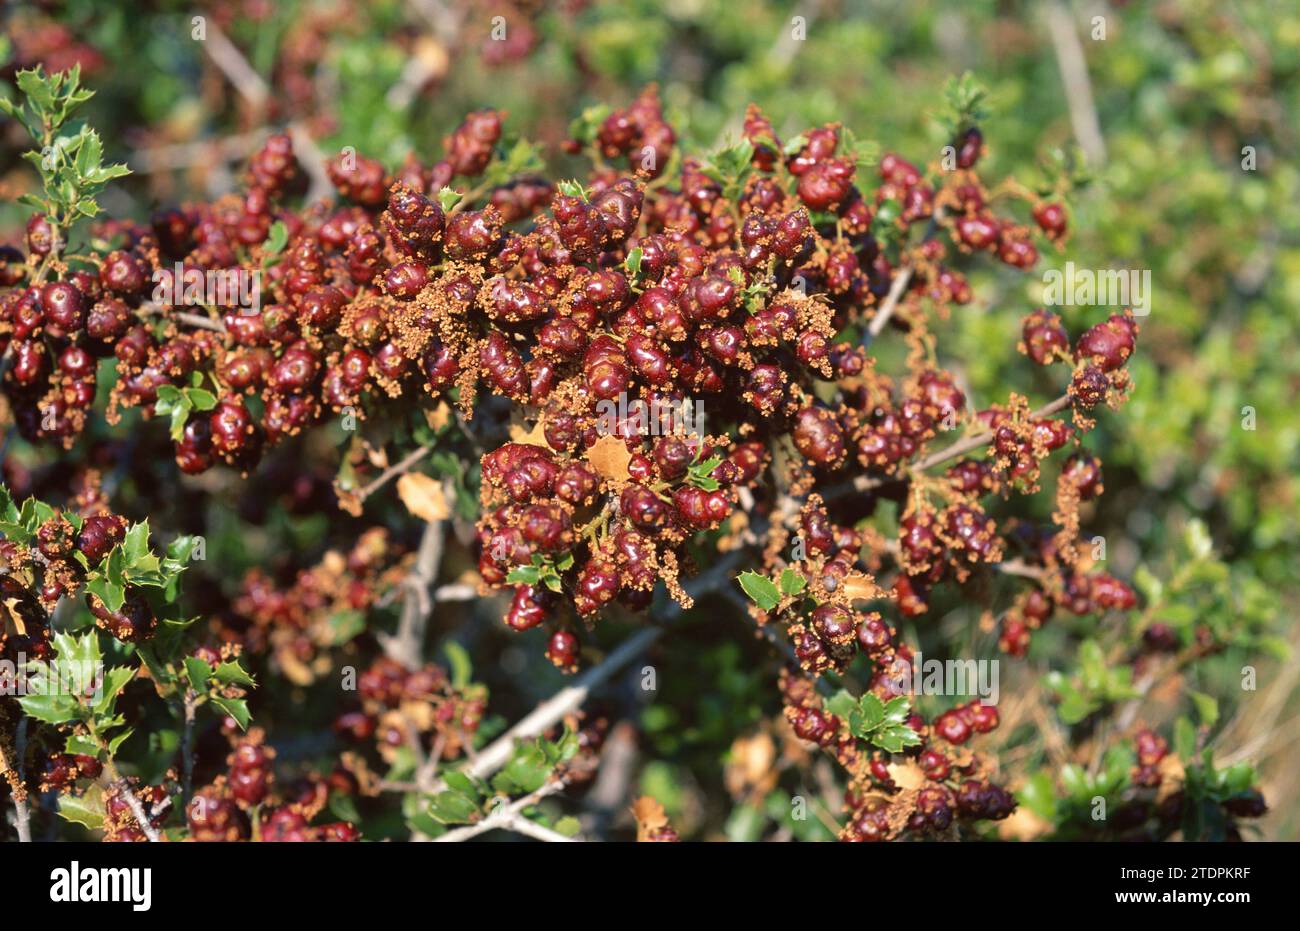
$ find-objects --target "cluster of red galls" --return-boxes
[185,729,360,842]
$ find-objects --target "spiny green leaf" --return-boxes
[737,571,780,611]
[779,568,807,596]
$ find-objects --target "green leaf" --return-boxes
[737,571,780,611]
[881,695,911,727]
[65,734,100,757]
[58,786,105,830]
[211,696,252,730]
[94,666,135,716]
[427,790,480,825]
[325,609,366,645]
[84,574,125,615]
[442,771,482,799]
[1018,770,1059,821]
[871,724,923,753]
[553,815,582,837]
[107,727,134,757]
[18,690,81,725]
[686,454,723,491]
[556,179,590,201]
[213,660,256,688]
[857,693,886,731]
[506,565,541,586]
[825,690,858,721]
[444,641,472,689]
[0,485,19,523]
[187,388,218,411]
[262,220,289,258]
[53,629,101,671]
[74,129,102,178]
[16,69,56,114]
[779,568,807,597]
[184,656,213,695]
[436,187,463,212]
[623,246,644,278]
[1174,716,1198,761]
[122,520,153,567]
[1060,763,1089,799]
[496,742,551,795]
[567,104,611,145]
[1189,690,1219,728]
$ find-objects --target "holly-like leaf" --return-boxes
[686,454,723,492]
[94,666,135,716]
[779,568,807,596]
[871,723,924,753]
[881,695,911,727]
[184,656,213,693]
[825,690,857,720]
[211,696,251,730]
[84,574,125,614]
[18,690,81,725]
[556,179,590,201]
[506,564,541,586]
[1189,690,1219,728]
[58,785,105,830]
[737,571,780,611]
[857,693,886,732]
[213,660,255,687]
[436,187,464,213]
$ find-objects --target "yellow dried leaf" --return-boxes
[396,473,450,521]
[425,401,453,432]
[508,417,550,448]
[842,571,884,602]
[631,795,669,842]
[886,760,927,790]
[362,440,389,470]
[725,731,777,796]
[998,806,1053,841]
[586,434,632,482]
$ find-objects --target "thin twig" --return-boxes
[175,311,228,332]
[432,551,746,792]
[201,22,330,201]
[507,814,578,843]
[433,779,572,842]
[110,778,162,843]
[11,719,32,842]
[459,627,663,784]
[181,691,197,807]
[200,22,269,111]
[356,444,433,503]
[383,516,446,668]
[1045,0,1108,165]
[852,393,1072,492]
[866,264,915,340]
[864,210,942,344]
[134,133,264,174]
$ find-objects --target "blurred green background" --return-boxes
[3,0,1296,839]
